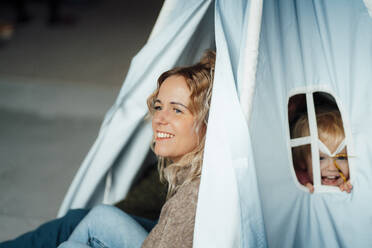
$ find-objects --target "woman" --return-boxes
[58,50,216,248]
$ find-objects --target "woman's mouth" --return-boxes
[156,131,175,140]
[321,175,341,186]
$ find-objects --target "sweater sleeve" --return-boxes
[142,179,200,248]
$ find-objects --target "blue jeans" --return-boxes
[58,205,149,248]
[0,209,89,248]
[0,208,156,248]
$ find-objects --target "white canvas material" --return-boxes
[290,136,311,147]
[318,139,346,157]
[194,1,266,246]
[250,0,372,247]
[59,0,372,247]
[364,0,372,17]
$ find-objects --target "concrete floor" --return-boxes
[0,0,163,241]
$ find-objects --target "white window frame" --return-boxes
[287,86,352,194]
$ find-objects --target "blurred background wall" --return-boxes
[0,0,163,240]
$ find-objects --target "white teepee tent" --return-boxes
[59,0,372,247]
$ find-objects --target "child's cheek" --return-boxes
[343,162,350,179]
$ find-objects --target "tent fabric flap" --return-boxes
[194,0,267,247]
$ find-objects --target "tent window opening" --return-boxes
[288,91,350,193]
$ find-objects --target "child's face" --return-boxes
[305,146,350,187]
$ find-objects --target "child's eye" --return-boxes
[319,156,325,161]
[173,108,183,114]
[336,155,348,161]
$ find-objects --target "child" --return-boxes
[292,110,353,193]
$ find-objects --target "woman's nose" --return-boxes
[153,110,168,125]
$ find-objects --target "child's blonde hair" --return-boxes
[292,110,345,167]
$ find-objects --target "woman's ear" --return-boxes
[194,123,206,145]
[199,123,207,137]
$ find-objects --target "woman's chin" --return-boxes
[154,147,173,159]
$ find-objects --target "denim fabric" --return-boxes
[0,208,157,248]
[130,215,157,233]
[0,209,89,248]
[58,205,148,248]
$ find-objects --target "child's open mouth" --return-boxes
[321,175,341,186]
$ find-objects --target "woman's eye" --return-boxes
[319,156,325,161]
[153,105,162,111]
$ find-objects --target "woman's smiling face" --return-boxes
[152,75,201,162]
